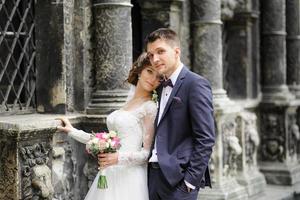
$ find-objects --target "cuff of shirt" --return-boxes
[184,180,195,190]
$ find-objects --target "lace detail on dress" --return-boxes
[67,101,157,167]
[118,101,157,166]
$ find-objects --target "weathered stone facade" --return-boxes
[1,0,300,199]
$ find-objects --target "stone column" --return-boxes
[259,0,300,186]
[86,0,133,114]
[286,0,300,163]
[287,0,300,98]
[221,0,266,197]
[190,0,232,108]
[261,0,293,102]
[139,0,183,43]
[191,1,247,200]
[221,1,260,99]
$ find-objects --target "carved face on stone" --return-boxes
[266,140,279,155]
[32,165,53,199]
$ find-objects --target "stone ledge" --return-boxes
[0,114,106,133]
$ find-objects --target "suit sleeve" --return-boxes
[184,78,215,187]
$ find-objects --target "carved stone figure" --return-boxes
[245,114,260,166]
[288,115,300,159]
[261,114,285,162]
[222,120,242,177]
[83,159,98,188]
[19,142,53,200]
[221,0,246,20]
[32,165,54,199]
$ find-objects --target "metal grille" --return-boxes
[0,0,36,113]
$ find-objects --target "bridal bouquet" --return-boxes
[86,130,121,189]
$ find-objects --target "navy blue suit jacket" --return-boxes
[150,66,215,188]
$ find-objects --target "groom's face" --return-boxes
[146,39,180,78]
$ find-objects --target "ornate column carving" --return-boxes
[259,105,300,185]
[259,0,300,186]
[87,0,133,114]
[287,0,300,98]
[0,140,18,199]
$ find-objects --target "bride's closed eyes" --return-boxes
[145,67,162,81]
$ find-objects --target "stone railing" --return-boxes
[0,114,106,200]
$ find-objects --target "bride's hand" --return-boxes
[56,117,74,133]
[98,152,119,169]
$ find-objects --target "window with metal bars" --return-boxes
[0,0,36,113]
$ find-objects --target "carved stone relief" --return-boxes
[244,113,260,167]
[221,0,238,20]
[0,141,17,200]
[261,113,285,162]
[288,113,300,161]
[62,141,76,200]
[208,154,216,183]
[221,0,246,21]
[222,120,242,177]
[93,6,131,90]
[19,142,53,200]
[83,158,98,188]
[64,0,75,112]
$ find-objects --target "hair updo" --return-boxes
[126,52,151,86]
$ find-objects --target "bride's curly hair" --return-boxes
[126,52,151,86]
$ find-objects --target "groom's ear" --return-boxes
[174,47,181,59]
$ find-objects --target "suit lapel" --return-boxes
[154,85,163,128]
[158,67,188,126]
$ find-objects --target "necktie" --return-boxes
[162,79,173,88]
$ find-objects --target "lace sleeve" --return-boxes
[118,102,157,166]
[68,128,92,144]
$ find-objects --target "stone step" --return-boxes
[249,184,300,200]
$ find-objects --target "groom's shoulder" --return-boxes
[184,67,211,86]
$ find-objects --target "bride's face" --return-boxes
[138,66,161,92]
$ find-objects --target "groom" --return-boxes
[145,28,215,200]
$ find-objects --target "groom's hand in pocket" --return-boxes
[98,152,119,169]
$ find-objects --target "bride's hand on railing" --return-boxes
[56,117,74,133]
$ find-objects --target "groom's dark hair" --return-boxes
[144,28,180,50]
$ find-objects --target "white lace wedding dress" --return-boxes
[68,100,157,200]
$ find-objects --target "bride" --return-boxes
[57,52,161,200]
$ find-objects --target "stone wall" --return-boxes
[2,0,300,200]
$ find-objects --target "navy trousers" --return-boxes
[148,166,199,200]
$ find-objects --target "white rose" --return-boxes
[109,131,117,137]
